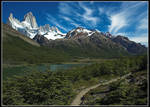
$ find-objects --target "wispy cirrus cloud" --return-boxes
[108,1,148,34]
[58,3,73,15]
[129,36,148,43]
[45,1,148,46]
[106,1,148,46]
[129,33,148,46]
[46,13,68,32]
[61,15,80,27]
[109,13,127,34]
[78,2,99,27]
[57,2,82,28]
[137,17,148,30]
[98,8,104,14]
[70,22,80,27]
[57,2,99,28]
[61,16,73,22]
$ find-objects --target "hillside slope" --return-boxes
[111,36,147,55]
[2,23,40,47]
[2,23,147,64]
[39,31,130,58]
[2,23,71,64]
[34,27,147,58]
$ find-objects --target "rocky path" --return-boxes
[71,73,131,105]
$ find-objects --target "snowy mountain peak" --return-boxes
[51,26,58,32]
[105,32,112,38]
[66,27,98,38]
[26,11,33,16]
[7,13,23,30]
[50,26,64,35]
[7,12,65,40]
[41,25,66,40]
[38,24,51,35]
[44,24,51,31]
[23,12,38,29]
[7,13,13,23]
[9,13,13,19]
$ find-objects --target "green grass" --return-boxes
[2,23,132,65]
[3,32,72,64]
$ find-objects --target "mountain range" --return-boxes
[3,12,147,64]
[7,12,65,39]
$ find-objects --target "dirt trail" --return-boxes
[71,73,131,105]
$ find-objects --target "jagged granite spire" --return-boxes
[7,12,65,39]
[7,13,13,25]
[7,13,22,30]
[24,12,38,28]
[38,24,51,35]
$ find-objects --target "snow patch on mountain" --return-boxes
[7,12,65,40]
[44,32,64,40]
[38,25,66,40]
[23,12,38,29]
[66,27,102,38]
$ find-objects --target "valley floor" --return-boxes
[2,55,147,105]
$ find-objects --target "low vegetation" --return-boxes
[3,55,147,105]
[81,55,147,105]
[3,33,72,64]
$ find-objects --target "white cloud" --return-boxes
[61,16,73,22]
[83,15,98,26]
[82,5,92,16]
[71,23,80,27]
[129,36,148,43]
[110,2,148,47]
[58,2,99,28]
[98,8,104,14]
[47,2,148,36]
[60,16,80,27]
[58,3,72,15]
[78,2,99,26]
[46,13,68,32]
[57,3,84,28]
[137,17,148,30]
[109,13,127,34]
[55,23,68,32]
[108,2,148,34]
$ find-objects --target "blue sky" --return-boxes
[2,1,148,46]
